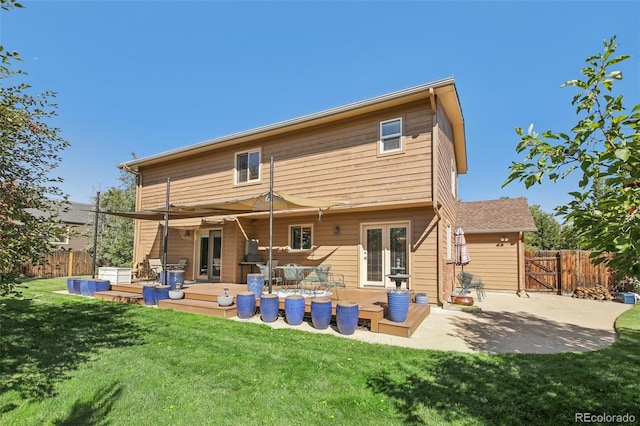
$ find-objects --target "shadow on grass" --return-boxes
[368,345,640,424]
[445,310,620,353]
[54,382,123,426]
[0,297,146,401]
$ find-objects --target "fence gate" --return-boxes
[525,254,560,293]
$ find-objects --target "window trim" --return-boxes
[379,118,403,154]
[234,148,262,185]
[288,224,313,252]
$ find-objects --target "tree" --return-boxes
[525,205,562,250]
[1,0,70,295]
[504,36,640,279]
[89,156,136,268]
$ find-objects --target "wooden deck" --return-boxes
[95,281,430,338]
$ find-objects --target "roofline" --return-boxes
[120,77,466,171]
[464,228,538,234]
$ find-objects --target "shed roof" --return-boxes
[457,198,537,233]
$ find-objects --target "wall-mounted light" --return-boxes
[500,236,509,243]
[334,226,340,235]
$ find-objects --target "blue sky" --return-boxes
[2,0,639,213]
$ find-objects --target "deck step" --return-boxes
[94,290,144,305]
[377,304,431,338]
[158,298,237,318]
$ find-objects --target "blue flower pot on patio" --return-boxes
[67,278,78,294]
[247,273,265,299]
[80,279,93,296]
[155,285,171,303]
[387,290,410,322]
[72,279,82,295]
[142,284,157,305]
[236,291,256,319]
[285,295,305,325]
[336,301,359,335]
[260,293,279,323]
[311,297,332,330]
[94,279,111,293]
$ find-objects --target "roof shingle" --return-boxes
[457,197,537,233]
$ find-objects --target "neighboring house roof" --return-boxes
[120,77,468,174]
[61,202,93,224]
[457,198,538,233]
[27,201,93,225]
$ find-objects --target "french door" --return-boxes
[198,230,222,282]
[360,223,408,288]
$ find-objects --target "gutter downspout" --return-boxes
[430,88,445,306]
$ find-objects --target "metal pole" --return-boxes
[91,191,100,279]
[163,178,170,286]
[268,156,274,294]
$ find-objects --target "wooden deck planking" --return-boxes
[101,281,429,337]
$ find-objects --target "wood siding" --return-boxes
[459,232,522,292]
[434,97,459,303]
[136,101,433,210]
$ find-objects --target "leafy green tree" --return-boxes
[505,36,640,279]
[1,0,70,295]
[89,156,136,267]
[526,205,562,250]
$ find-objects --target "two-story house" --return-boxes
[119,78,466,305]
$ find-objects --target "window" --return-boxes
[236,149,261,184]
[380,118,402,153]
[52,226,70,245]
[290,225,312,251]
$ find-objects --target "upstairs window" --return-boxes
[236,149,261,184]
[380,118,402,153]
[290,225,313,251]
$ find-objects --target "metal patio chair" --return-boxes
[456,271,486,301]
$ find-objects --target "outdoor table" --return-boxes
[275,265,316,289]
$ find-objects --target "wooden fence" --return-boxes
[22,250,94,278]
[525,250,615,295]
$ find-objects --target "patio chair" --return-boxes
[282,263,304,290]
[257,263,282,289]
[456,271,486,301]
[148,258,163,281]
[300,265,331,296]
[323,272,346,300]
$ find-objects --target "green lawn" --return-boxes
[1,278,638,425]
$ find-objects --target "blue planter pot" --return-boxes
[142,284,157,305]
[236,291,256,319]
[260,293,279,323]
[336,301,359,335]
[67,278,78,294]
[161,270,185,290]
[415,293,428,305]
[80,279,93,297]
[72,279,82,295]
[311,297,332,330]
[247,274,265,299]
[94,279,111,293]
[285,295,305,325]
[155,285,170,303]
[387,291,410,322]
